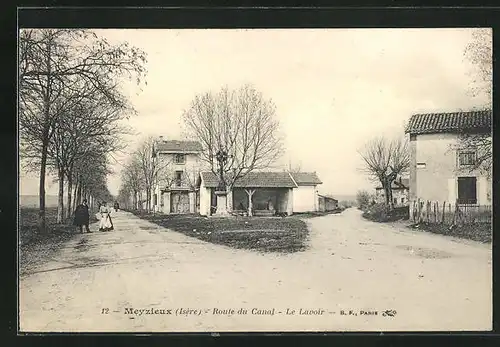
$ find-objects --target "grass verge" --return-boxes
[407,222,491,244]
[362,203,409,222]
[129,210,310,254]
[293,208,345,219]
[19,207,98,275]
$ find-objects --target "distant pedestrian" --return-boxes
[114,201,120,212]
[98,201,114,232]
[73,199,91,233]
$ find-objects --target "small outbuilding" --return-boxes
[197,171,323,216]
[318,194,339,212]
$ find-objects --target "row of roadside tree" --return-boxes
[19,29,148,233]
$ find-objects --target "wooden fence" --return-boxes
[410,200,492,225]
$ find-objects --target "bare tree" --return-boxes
[19,28,147,233]
[465,28,492,103]
[460,29,493,176]
[454,130,492,179]
[134,136,177,213]
[358,136,410,210]
[285,158,302,173]
[121,156,145,210]
[182,84,285,210]
[117,186,132,210]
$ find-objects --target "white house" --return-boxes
[405,110,492,208]
[197,171,323,216]
[151,137,204,214]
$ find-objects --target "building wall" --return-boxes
[199,185,211,216]
[157,152,202,189]
[293,185,318,212]
[410,133,491,206]
[278,189,292,213]
[375,188,409,206]
[153,151,203,213]
[318,196,338,212]
[409,134,417,201]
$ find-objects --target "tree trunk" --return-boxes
[56,169,65,223]
[146,188,151,212]
[38,36,53,234]
[133,190,138,210]
[82,186,86,205]
[76,179,82,206]
[382,177,393,210]
[387,178,395,210]
[38,139,49,233]
[72,176,79,207]
[67,173,73,222]
[380,177,390,206]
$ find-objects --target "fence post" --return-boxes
[415,199,418,223]
[420,200,424,223]
[448,203,451,225]
[426,201,430,223]
[441,201,446,224]
[410,201,415,222]
[453,199,461,226]
[412,200,416,222]
[417,199,421,223]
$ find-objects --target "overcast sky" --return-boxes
[20,28,490,197]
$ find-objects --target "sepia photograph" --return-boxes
[18,27,492,332]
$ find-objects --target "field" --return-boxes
[20,195,59,208]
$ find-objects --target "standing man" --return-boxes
[73,199,91,233]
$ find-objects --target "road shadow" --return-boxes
[395,245,455,259]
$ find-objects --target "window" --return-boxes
[416,162,426,169]
[393,198,397,205]
[174,154,186,164]
[457,177,477,204]
[401,197,405,204]
[175,171,183,186]
[458,151,476,166]
[154,194,158,206]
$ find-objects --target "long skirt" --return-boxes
[99,213,114,231]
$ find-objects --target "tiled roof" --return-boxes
[290,172,323,185]
[199,172,221,187]
[155,140,202,153]
[200,171,299,188]
[405,110,492,135]
[318,194,338,201]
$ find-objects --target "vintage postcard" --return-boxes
[18,26,492,332]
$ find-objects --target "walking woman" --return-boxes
[73,199,91,233]
[98,201,114,232]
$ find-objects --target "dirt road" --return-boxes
[19,208,492,332]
